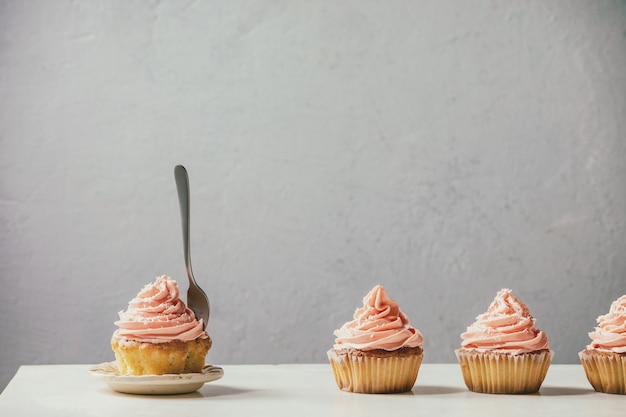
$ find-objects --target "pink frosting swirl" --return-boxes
[588,295,626,353]
[461,289,550,355]
[333,285,423,351]
[112,275,208,343]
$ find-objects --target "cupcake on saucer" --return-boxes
[579,294,626,394]
[111,275,212,375]
[455,288,553,394]
[327,285,424,394]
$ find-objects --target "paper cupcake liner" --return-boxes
[579,350,626,395]
[455,349,553,394]
[327,349,423,394]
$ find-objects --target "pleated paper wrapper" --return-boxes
[579,349,626,395]
[327,349,423,394]
[455,349,553,394]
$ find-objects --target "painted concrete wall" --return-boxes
[1,0,625,391]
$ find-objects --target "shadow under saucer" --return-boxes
[198,385,259,398]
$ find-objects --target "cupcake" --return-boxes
[111,275,212,375]
[327,285,424,394]
[455,288,553,394]
[579,295,626,394]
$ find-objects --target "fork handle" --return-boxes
[174,165,197,285]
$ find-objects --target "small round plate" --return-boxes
[88,362,224,395]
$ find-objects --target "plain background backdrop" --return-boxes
[1,0,625,392]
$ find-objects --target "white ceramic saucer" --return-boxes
[88,362,224,395]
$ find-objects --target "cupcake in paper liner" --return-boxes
[327,285,424,394]
[579,295,626,394]
[455,289,553,394]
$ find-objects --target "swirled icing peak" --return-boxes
[461,289,549,355]
[588,295,626,353]
[113,275,208,343]
[333,285,423,351]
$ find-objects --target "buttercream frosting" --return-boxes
[333,285,423,351]
[460,288,550,355]
[587,295,626,354]
[112,275,208,343]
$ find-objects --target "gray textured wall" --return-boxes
[1,0,625,392]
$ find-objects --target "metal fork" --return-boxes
[174,165,210,330]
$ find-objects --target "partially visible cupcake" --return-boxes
[327,285,424,394]
[111,275,212,375]
[579,295,626,394]
[455,289,553,394]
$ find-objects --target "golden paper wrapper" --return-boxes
[579,349,626,395]
[455,349,553,394]
[327,349,423,394]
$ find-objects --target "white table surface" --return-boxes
[0,363,623,416]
